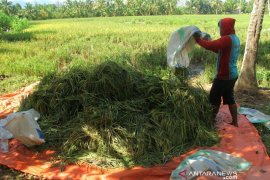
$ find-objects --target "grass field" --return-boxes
[0,15,270,94]
[1,15,270,169]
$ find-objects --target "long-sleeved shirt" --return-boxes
[196,18,240,80]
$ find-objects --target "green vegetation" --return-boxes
[1,15,270,94]
[255,123,270,155]
[20,61,218,167]
[0,0,256,20]
[0,12,28,33]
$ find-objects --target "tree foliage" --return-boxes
[0,11,28,33]
[0,0,256,20]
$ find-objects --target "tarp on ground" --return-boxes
[0,82,39,119]
[239,107,270,130]
[1,84,270,179]
[170,149,251,180]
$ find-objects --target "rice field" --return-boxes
[0,15,270,94]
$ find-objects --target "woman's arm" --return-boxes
[195,36,231,53]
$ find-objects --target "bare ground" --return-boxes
[235,88,270,111]
[0,165,39,180]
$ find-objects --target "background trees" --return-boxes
[0,0,256,20]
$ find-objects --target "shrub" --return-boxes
[11,16,29,32]
[0,12,12,32]
[0,12,29,33]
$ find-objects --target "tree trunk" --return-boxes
[239,0,241,14]
[268,0,270,15]
[236,0,267,90]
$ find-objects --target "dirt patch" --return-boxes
[0,75,10,81]
[0,165,39,180]
[235,88,270,111]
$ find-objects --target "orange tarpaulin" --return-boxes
[0,82,39,119]
[0,84,270,179]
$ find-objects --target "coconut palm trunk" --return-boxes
[268,0,270,15]
[236,0,267,90]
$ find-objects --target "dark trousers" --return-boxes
[209,78,237,106]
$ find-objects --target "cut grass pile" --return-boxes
[21,61,218,168]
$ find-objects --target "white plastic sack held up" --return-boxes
[167,26,211,68]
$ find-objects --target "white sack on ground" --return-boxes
[238,107,270,123]
[1,109,45,147]
[238,107,270,131]
[170,149,251,180]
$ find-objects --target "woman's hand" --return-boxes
[193,32,201,40]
